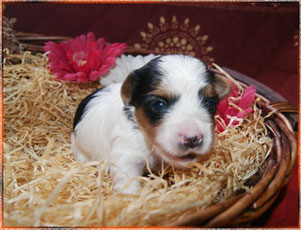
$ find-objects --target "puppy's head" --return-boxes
[121,55,231,167]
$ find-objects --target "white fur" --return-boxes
[71,84,157,193]
[72,55,223,194]
[100,54,158,86]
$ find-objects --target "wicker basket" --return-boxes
[167,70,298,227]
[12,33,298,227]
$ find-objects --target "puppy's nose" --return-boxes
[183,135,203,148]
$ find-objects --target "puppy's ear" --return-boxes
[214,74,232,99]
[121,72,137,105]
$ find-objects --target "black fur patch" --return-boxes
[142,94,180,124]
[201,95,219,117]
[204,69,216,85]
[200,69,220,117]
[123,105,139,129]
[73,87,109,130]
[127,56,182,124]
[129,57,163,106]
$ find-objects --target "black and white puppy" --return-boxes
[71,55,231,193]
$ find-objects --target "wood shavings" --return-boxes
[3,52,272,227]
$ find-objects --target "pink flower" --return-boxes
[216,82,256,133]
[44,32,126,83]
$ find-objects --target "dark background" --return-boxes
[4,2,299,227]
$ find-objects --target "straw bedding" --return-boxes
[3,51,272,227]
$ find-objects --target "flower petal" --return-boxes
[215,80,256,133]
[89,71,100,81]
[44,33,126,83]
[63,73,77,81]
[75,72,89,83]
[238,86,256,109]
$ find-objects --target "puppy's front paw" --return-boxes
[114,180,141,195]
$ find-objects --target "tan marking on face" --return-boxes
[149,87,173,101]
[135,106,161,149]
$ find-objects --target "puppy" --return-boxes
[71,55,231,194]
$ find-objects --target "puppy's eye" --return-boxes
[150,99,167,113]
[143,95,178,124]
